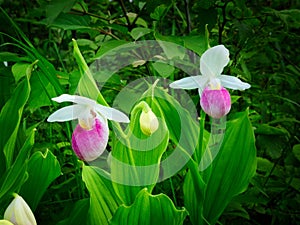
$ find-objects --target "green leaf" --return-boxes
[0,129,35,202]
[152,61,175,78]
[72,39,108,106]
[111,99,169,205]
[292,144,300,162]
[0,60,36,168]
[45,0,77,24]
[20,149,61,211]
[82,165,121,225]
[94,40,128,59]
[28,70,57,110]
[150,4,168,20]
[110,188,187,225]
[130,27,152,41]
[50,13,91,30]
[184,110,257,225]
[11,62,30,82]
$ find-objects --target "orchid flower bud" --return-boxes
[4,194,37,225]
[200,86,231,119]
[139,107,159,136]
[72,117,109,162]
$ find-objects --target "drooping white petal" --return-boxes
[169,76,208,90]
[200,45,230,78]
[52,94,96,106]
[219,75,251,90]
[47,105,87,122]
[95,104,130,123]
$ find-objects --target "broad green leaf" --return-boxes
[0,60,36,168]
[57,199,89,225]
[82,165,121,225]
[184,110,257,225]
[20,149,61,211]
[0,129,35,202]
[110,188,187,225]
[28,70,57,110]
[182,35,206,55]
[111,100,169,205]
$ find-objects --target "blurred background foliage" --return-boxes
[0,0,300,224]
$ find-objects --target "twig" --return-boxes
[118,0,131,28]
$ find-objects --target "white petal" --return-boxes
[219,75,251,90]
[47,105,87,122]
[95,104,130,123]
[200,45,230,78]
[52,94,96,106]
[169,76,208,90]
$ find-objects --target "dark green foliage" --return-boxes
[0,0,299,224]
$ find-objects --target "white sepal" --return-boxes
[219,75,251,90]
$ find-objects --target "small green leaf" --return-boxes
[110,188,187,225]
[11,62,30,82]
[150,5,168,20]
[152,61,175,78]
[130,27,152,41]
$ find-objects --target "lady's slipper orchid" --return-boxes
[4,194,37,225]
[47,94,129,161]
[170,45,250,118]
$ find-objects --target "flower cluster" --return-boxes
[170,45,250,118]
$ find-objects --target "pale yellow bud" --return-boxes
[4,194,37,225]
[139,109,159,136]
[0,220,14,225]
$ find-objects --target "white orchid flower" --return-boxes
[47,94,129,161]
[169,45,250,95]
[170,45,250,118]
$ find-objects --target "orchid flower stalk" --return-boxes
[170,45,250,118]
[47,94,129,161]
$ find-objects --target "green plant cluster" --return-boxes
[0,0,299,224]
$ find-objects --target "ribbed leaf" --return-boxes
[20,149,61,211]
[110,188,187,225]
[82,165,121,225]
[184,110,257,225]
[111,99,169,205]
[0,129,35,202]
[0,60,36,168]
